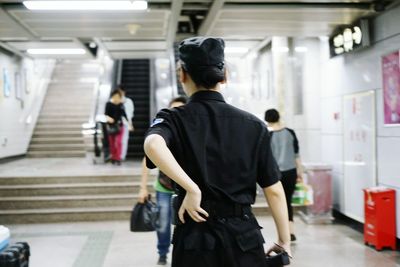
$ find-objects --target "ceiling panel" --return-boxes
[212,7,371,39]
[7,41,80,50]
[0,0,380,59]
[111,50,168,59]
[104,41,167,51]
[226,0,373,2]
[6,9,170,39]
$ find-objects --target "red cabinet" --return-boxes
[363,188,396,251]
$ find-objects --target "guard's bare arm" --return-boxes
[263,182,292,256]
[138,157,149,203]
[144,134,209,223]
[295,157,303,182]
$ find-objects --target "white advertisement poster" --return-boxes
[343,91,376,222]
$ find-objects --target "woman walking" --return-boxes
[265,108,303,241]
[105,89,132,165]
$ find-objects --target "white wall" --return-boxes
[224,4,400,237]
[0,53,55,159]
[321,5,400,236]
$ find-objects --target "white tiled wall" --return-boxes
[319,5,400,236]
[0,54,54,159]
[218,5,400,236]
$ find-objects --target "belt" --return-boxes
[201,200,252,218]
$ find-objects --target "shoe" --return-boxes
[157,255,167,265]
[291,234,297,242]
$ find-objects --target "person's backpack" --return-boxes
[130,197,160,232]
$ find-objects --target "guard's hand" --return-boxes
[178,187,209,223]
[266,242,292,259]
[138,188,148,204]
[296,175,303,183]
[129,124,135,132]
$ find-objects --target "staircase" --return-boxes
[0,171,299,223]
[0,173,155,223]
[28,60,99,158]
[120,59,151,159]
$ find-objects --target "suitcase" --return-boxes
[0,226,10,252]
[0,242,30,267]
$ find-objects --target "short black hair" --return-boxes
[110,89,121,97]
[181,63,225,90]
[169,96,187,106]
[118,84,125,92]
[265,109,280,123]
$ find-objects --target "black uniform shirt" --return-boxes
[145,91,281,205]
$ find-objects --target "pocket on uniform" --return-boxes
[236,228,265,252]
[184,232,216,251]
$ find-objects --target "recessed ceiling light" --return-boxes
[27,48,86,55]
[23,1,148,11]
[126,24,141,35]
[89,42,97,49]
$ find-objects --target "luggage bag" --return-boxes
[0,242,30,267]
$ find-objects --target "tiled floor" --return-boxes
[1,158,399,266]
[7,217,400,267]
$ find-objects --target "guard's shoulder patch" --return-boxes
[151,118,164,127]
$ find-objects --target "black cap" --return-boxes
[178,37,225,69]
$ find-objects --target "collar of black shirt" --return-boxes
[189,90,226,103]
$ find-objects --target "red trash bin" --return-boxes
[363,187,396,251]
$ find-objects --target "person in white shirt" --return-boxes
[118,86,135,160]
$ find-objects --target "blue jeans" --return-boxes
[156,191,172,257]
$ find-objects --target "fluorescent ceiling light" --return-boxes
[272,47,289,53]
[294,46,308,53]
[225,47,249,54]
[23,1,148,11]
[27,48,86,55]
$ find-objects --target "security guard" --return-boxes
[144,37,291,267]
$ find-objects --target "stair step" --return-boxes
[43,98,94,104]
[33,131,83,137]
[41,107,91,112]
[34,127,83,133]
[30,137,84,145]
[39,115,88,120]
[33,130,82,136]
[0,182,139,196]
[0,192,155,209]
[0,203,294,223]
[29,144,85,152]
[36,121,85,126]
[32,131,83,138]
[0,206,133,223]
[0,174,151,185]
[27,151,85,158]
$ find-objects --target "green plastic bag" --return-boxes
[292,183,314,206]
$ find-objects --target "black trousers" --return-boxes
[280,168,297,221]
[171,214,267,267]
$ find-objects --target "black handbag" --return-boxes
[265,252,290,267]
[107,123,121,135]
[130,197,160,232]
